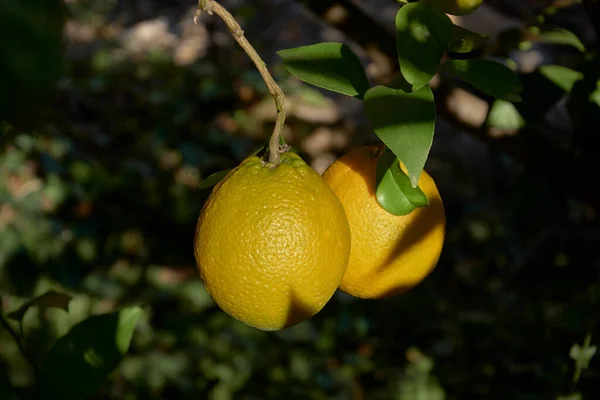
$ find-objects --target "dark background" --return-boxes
[1,0,599,399]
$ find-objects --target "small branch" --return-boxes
[0,314,31,366]
[571,333,594,390]
[195,0,286,165]
[0,313,41,397]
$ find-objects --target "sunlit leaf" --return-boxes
[39,306,143,400]
[199,169,232,190]
[449,24,489,53]
[569,343,597,370]
[8,290,72,324]
[277,42,370,99]
[539,65,583,92]
[395,2,453,91]
[376,148,429,216]
[364,84,435,187]
[589,80,600,108]
[439,59,523,102]
[537,28,585,52]
[398,348,445,400]
[487,99,525,130]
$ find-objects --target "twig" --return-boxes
[571,333,594,390]
[195,0,286,165]
[0,313,41,397]
[0,314,31,366]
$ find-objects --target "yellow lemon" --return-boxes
[322,146,445,299]
[194,152,351,330]
[426,0,483,16]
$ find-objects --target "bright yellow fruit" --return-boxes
[194,152,351,331]
[322,146,445,299]
[426,0,483,16]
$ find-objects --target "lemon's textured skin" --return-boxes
[194,152,351,331]
[322,146,445,299]
[426,0,483,16]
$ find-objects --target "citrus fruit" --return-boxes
[194,151,351,330]
[426,0,483,16]
[322,146,445,299]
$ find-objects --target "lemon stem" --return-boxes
[195,0,286,165]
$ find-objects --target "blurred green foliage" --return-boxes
[0,0,66,127]
[1,1,599,400]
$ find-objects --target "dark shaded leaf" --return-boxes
[277,42,370,99]
[39,306,143,400]
[395,2,453,91]
[376,148,429,216]
[253,134,289,158]
[514,68,569,123]
[8,290,72,324]
[199,169,232,190]
[449,24,489,53]
[439,59,523,102]
[556,394,582,400]
[363,84,435,187]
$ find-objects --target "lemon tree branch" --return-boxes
[195,0,286,165]
[0,313,38,380]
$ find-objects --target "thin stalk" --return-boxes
[195,0,286,164]
[0,314,29,363]
[0,313,38,387]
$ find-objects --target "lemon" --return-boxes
[322,146,445,299]
[426,0,483,16]
[194,152,351,330]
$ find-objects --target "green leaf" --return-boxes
[8,290,72,324]
[277,42,370,99]
[569,343,597,370]
[538,65,583,92]
[201,136,292,190]
[556,394,582,400]
[487,99,525,130]
[199,169,232,190]
[449,24,489,53]
[376,148,429,216]
[537,28,585,52]
[395,2,454,91]
[363,84,436,187]
[589,79,600,108]
[439,59,523,102]
[39,306,143,400]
